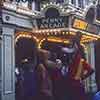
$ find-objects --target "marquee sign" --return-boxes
[36,16,69,29]
[72,18,100,34]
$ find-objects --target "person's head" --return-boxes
[37,48,50,63]
[73,31,82,45]
[50,52,57,62]
[21,58,34,71]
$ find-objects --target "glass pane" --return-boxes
[71,0,76,5]
[78,0,84,8]
[56,0,64,3]
[85,0,90,6]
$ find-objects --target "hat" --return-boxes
[61,47,75,53]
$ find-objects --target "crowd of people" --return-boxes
[15,31,96,100]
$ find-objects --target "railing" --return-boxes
[2,0,31,10]
[1,0,40,16]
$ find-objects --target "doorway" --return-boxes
[15,36,37,100]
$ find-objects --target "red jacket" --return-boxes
[68,52,93,80]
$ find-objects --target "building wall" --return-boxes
[0,7,34,100]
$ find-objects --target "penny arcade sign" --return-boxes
[35,7,69,29]
[36,16,69,29]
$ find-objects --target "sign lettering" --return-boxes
[36,16,68,29]
[73,19,88,30]
[73,18,100,34]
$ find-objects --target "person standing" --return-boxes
[19,58,38,100]
[37,49,54,100]
[63,31,94,100]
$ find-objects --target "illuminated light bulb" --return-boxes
[66,32,68,34]
[38,38,46,48]
[42,30,45,33]
[46,3,49,6]
[63,40,69,44]
[46,29,49,33]
[41,7,44,10]
[38,30,41,33]
[33,36,39,42]
[47,33,50,35]
[62,32,65,35]
[43,5,46,8]
[62,8,65,12]
[50,30,53,32]
[57,3,60,6]
[60,6,63,9]
[36,30,39,33]
[36,39,39,42]
[23,34,26,37]
[50,2,53,5]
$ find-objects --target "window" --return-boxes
[96,4,100,21]
[78,0,84,8]
[85,0,90,6]
[71,0,76,5]
[32,1,35,11]
[56,0,64,3]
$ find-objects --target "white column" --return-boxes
[68,0,72,4]
[1,27,15,100]
[32,1,35,11]
[89,43,97,93]
[84,43,97,93]
[76,0,79,7]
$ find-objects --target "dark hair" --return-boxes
[76,31,82,37]
[73,31,82,44]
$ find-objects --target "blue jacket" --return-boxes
[93,91,100,100]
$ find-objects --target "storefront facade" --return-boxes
[0,1,100,100]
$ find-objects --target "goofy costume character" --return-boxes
[62,40,94,100]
